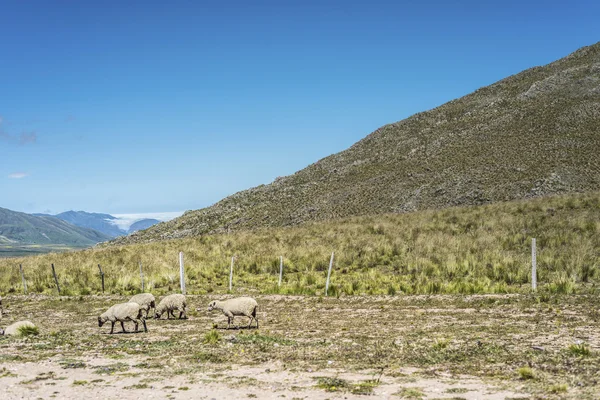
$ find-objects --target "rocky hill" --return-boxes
[114,42,600,245]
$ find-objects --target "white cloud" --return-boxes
[8,172,29,179]
[108,211,184,231]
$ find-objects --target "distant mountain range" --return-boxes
[0,208,164,257]
[114,41,600,245]
[34,211,162,237]
[0,207,112,247]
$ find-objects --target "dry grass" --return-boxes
[0,192,598,297]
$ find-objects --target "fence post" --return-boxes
[278,256,283,287]
[97,264,105,294]
[20,264,28,294]
[325,252,334,296]
[532,238,537,291]
[139,262,144,292]
[51,263,61,295]
[229,256,235,292]
[179,251,186,295]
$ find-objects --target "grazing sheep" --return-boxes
[98,302,147,334]
[206,297,258,329]
[129,293,156,318]
[155,294,187,320]
[1,320,36,336]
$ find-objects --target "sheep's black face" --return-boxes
[98,317,104,327]
[154,312,160,319]
[208,301,216,311]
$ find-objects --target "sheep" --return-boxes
[154,294,187,320]
[1,320,37,336]
[98,302,148,334]
[206,297,258,329]
[129,293,156,318]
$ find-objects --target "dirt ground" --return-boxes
[1,294,599,399]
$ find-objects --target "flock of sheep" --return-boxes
[0,294,259,336]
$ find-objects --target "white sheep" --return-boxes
[154,294,187,320]
[206,297,259,329]
[98,302,148,334]
[1,320,37,336]
[129,293,156,318]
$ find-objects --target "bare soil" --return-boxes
[1,294,599,399]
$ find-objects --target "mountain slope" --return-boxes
[0,207,111,246]
[115,42,600,245]
[35,211,126,238]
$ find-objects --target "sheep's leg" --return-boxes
[141,318,148,333]
[133,320,139,332]
[120,321,127,333]
[109,321,115,334]
[224,311,234,329]
[247,316,253,329]
[179,305,187,319]
[178,307,187,319]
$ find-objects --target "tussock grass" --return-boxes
[518,367,535,380]
[567,343,591,357]
[0,192,598,296]
[202,330,221,345]
[17,325,39,337]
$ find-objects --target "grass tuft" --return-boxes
[567,342,591,357]
[202,329,221,345]
[17,325,39,337]
[517,367,535,380]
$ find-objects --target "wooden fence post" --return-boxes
[139,262,144,292]
[97,264,105,294]
[51,263,61,295]
[532,238,537,291]
[278,256,283,287]
[179,251,186,295]
[20,264,27,294]
[325,252,334,296]
[229,256,235,292]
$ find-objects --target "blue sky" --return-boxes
[1,1,599,215]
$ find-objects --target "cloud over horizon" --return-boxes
[108,211,184,231]
[8,172,29,179]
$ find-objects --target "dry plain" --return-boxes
[0,294,599,399]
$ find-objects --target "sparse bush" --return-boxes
[517,367,535,380]
[567,342,590,356]
[17,325,39,337]
[549,384,568,393]
[203,330,221,345]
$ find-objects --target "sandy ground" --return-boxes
[1,357,524,399]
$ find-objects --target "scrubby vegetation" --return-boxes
[0,192,598,296]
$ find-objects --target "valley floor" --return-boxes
[0,294,599,399]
